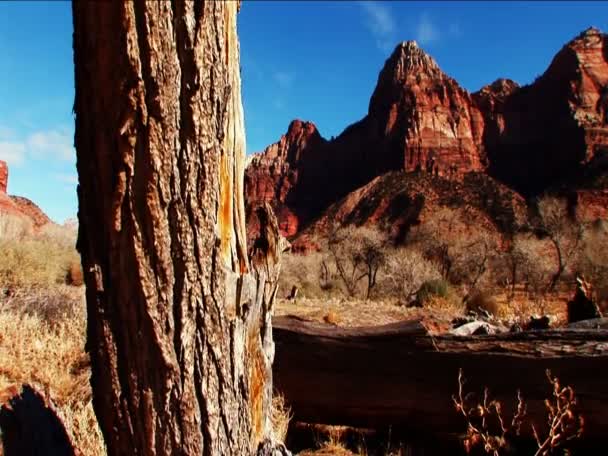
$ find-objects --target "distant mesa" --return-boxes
[245,27,608,240]
[0,159,52,230]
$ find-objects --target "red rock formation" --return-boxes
[0,161,52,229]
[245,119,325,237]
[478,27,608,194]
[0,160,7,194]
[368,41,485,177]
[245,28,608,238]
[246,41,485,236]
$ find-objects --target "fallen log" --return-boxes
[272,316,608,442]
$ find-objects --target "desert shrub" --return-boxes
[0,212,34,239]
[534,196,584,291]
[379,248,441,302]
[66,261,84,286]
[279,251,342,299]
[0,289,105,455]
[1,285,84,323]
[0,237,80,288]
[271,394,292,444]
[454,369,583,456]
[465,290,499,316]
[0,220,79,288]
[417,278,452,303]
[327,224,388,299]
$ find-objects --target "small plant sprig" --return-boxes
[532,370,584,455]
[453,368,583,456]
[453,368,526,455]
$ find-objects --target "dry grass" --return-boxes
[0,212,34,239]
[271,394,293,444]
[0,286,105,456]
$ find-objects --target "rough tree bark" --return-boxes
[73,2,287,455]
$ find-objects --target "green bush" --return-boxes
[416,278,452,304]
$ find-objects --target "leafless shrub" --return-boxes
[409,207,498,296]
[453,369,583,456]
[535,196,584,292]
[380,248,441,303]
[578,219,608,310]
[327,224,387,300]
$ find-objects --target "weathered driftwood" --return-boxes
[273,316,608,441]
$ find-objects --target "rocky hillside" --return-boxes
[245,27,608,239]
[0,159,51,229]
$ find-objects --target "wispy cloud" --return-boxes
[0,141,26,166]
[0,127,74,166]
[359,1,396,53]
[54,173,78,185]
[415,13,440,45]
[273,71,295,89]
[27,129,74,162]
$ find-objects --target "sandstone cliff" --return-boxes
[477,27,608,195]
[0,160,7,194]
[245,28,608,238]
[245,40,484,235]
[0,160,51,229]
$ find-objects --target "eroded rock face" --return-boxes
[245,42,485,236]
[245,28,608,238]
[0,161,52,229]
[0,160,7,194]
[478,27,608,194]
[369,41,485,177]
[245,120,325,237]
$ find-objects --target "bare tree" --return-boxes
[409,207,461,279]
[383,249,441,302]
[73,3,287,455]
[327,225,386,299]
[536,197,583,292]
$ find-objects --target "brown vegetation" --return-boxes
[454,369,584,455]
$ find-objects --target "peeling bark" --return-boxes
[73,2,284,455]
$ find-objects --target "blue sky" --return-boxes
[0,1,606,223]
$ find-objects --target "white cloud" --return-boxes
[0,141,26,166]
[273,71,295,89]
[0,127,74,166]
[416,14,440,45]
[360,1,396,53]
[54,173,78,185]
[27,129,74,161]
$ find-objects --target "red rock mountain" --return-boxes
[0,160,51,229]
[245,28,608,238]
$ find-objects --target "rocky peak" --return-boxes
[367,39,484,177]
[388,40,441,75]
[369,41,443,117]
[477,78,520,99]
[0,160,7,194]
[249,119,323,169]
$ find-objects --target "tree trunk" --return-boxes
[73,2,286,455]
